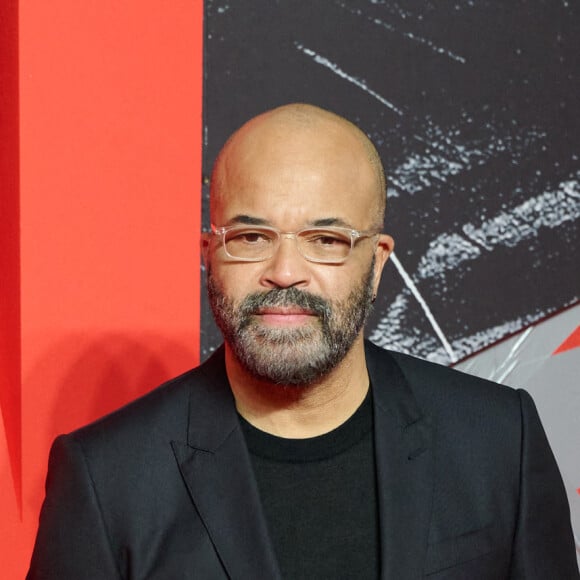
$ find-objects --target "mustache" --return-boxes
[238,288,331,325]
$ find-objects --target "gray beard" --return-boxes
[207,259,375,386]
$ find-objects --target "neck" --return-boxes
[225,336,369,438]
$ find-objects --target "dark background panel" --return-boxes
[202,0,580,363]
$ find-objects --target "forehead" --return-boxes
[212,121,380,229]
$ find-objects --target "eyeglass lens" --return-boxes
[224,228,353,262]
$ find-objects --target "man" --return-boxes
[28,104,578,579]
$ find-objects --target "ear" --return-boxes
[200,232,212,268]
[371,234,394,296]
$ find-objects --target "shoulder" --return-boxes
[367,340,519,400]
[367,341,531,476]
[63,366,199,448]
[365,340,527,431]
[64,347,229,450]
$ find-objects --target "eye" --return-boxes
[305,231,350,246]
[229,229,273,244]
[320,235,346,245]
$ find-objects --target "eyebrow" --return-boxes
[226,215,355,229]
[311,217,353,228]
[228,215,269,226]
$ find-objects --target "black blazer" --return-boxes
[28,342,578,579]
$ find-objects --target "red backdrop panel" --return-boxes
[0,0,21,521]
[0,2,203,577]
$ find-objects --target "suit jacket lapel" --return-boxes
[172,348,282,580]
[366,342,434,580]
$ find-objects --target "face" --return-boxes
[205,114,393,386]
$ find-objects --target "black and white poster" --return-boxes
[202,0,580,365]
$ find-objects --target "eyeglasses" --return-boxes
[210,224,378,264]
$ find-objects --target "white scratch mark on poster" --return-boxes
[390,123,548,197]
[368,17,466,64]
[371,305,566,366]
[295,43,404,116]
[389,252,458,362]
[448,310,573,365]
[463,178,580,248]
[492,327,534,384]
[335,1,466,63]
[416,174,580,280]
[416,234,481,280]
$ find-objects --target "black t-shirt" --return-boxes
[240,389,380,579]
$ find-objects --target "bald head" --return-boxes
[210,104,387,229]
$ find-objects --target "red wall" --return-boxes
[0,2,203,576]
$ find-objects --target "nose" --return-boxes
[259,234,311,289]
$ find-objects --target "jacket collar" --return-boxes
[366,341,434,580]
[172,347,282,580]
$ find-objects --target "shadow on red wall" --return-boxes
[24,332,198,514]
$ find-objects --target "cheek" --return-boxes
[312,265,367,300]
[208,262,262,301]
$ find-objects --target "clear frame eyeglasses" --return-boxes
[210,224,379,264]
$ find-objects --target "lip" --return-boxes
[254,307,317,326]
[257,306,315,315]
